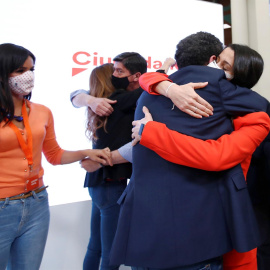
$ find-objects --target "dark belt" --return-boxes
[0,186,48,201]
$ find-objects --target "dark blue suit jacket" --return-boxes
[110,66,269,268]
[247,103,270,243]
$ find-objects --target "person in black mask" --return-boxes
[71,52,147,116]
[70,52,147,270]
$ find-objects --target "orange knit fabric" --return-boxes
[0,100,64,198]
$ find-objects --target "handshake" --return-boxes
[80,147,112,172]
[79,105,155,173]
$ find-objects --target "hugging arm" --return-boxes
[70,89,117,116]
[139,72,212,118]
[137,111,270,172]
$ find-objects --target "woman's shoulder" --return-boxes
[27,100,52,115]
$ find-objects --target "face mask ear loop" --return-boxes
[225,72,234,80]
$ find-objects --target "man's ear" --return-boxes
[133,72,141,82]
[208,55,217,64]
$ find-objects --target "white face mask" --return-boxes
[207,60,220,69]
[207,60,234,80]
[8,70,35,96]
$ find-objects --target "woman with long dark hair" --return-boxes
[0,43,111,270]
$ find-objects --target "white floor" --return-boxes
[40,200,129,270]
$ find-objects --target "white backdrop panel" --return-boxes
[1,0,224,205]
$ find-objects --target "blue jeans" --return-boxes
[0,189,50,270]
[131,256,223,270]
[83,181,126,270]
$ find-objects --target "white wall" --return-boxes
[1,0,224,206]
[231,0,270,101]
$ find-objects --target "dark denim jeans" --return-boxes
[83,181,126,270]
[0,189,50,270]
[131,256,223,270]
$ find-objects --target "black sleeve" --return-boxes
[109,88,143,112]
[156,69,166,74]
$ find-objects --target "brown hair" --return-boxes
[86,63,115,141]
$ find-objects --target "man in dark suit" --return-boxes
[109,32,269,270]
[247,104,270,270]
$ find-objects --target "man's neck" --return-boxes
[127,82,140,91]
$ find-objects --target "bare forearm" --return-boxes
[61,150,88,164]
[61,148,111,165]
[155,81,173,96]
[139,72,212,117]
[159,57,176,74]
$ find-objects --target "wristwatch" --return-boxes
[138,123,145,136]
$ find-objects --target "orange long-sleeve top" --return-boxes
[140,112,270,178]
[139,72,171,94]
[0,100,64,198]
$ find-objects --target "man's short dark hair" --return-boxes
[113,52,147,75]
[175,31,224,68]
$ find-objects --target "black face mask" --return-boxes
[111,75,130,90]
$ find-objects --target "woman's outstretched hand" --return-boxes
[86,147,112,166]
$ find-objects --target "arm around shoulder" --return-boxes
[139,72,171,95]
[70,89,92,108]
[140,112,270,171]
[70,89,116,116]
